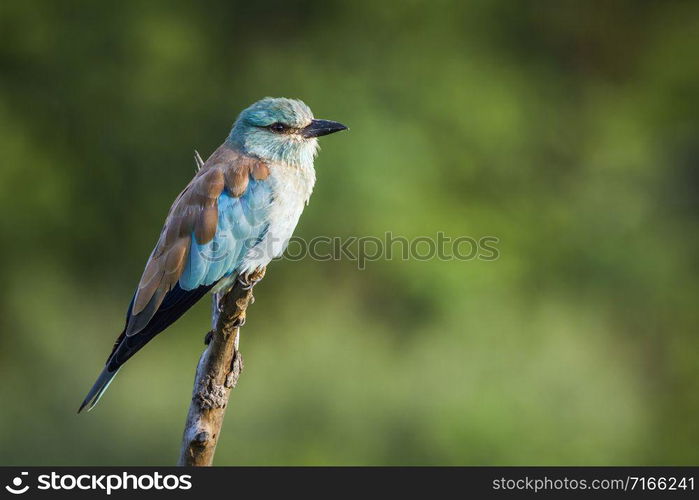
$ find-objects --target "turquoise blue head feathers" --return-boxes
[227,97,347,165]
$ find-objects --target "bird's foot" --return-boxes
[238,267,266,290]
[238,278,254,291]
[231,313,246,328]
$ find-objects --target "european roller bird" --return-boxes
[79,98,347,412]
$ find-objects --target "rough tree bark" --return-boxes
[177,267,265,466]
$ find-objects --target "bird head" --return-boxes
[228,97,347,166]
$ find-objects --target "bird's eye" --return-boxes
[268,122,287,133]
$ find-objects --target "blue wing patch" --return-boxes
[179,178,272,290]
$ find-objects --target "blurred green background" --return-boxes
[1,0,698,465]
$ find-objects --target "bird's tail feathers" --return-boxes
[77,366,119,413]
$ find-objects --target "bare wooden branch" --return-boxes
[178,267,265,466]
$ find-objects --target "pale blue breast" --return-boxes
[179,178,272,290]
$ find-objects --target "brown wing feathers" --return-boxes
[125,146,269,337]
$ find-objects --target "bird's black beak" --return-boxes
[301,119,348,138]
